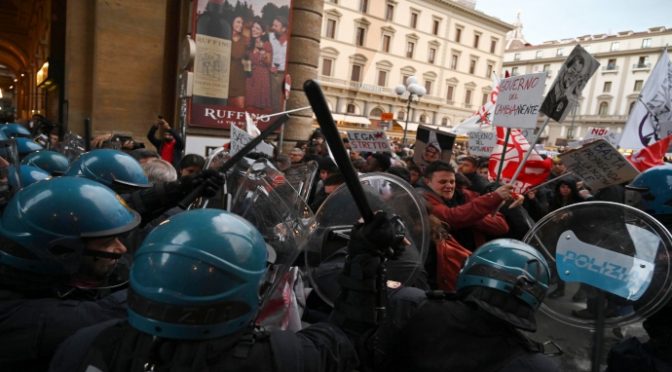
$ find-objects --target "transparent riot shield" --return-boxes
[229,158,315,325]
[0,139,21,207]
[60,131,86,162]
[523,201,672,371]
[283,160,318,203]
[305,172,430,307]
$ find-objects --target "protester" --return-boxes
[141,158,177,184]
[419,161,511,251]
[177,153,205,178]
[458,155,489,194]
[365,152,392,173]
[146,118,184,168]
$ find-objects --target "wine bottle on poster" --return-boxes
[192,0,232,107]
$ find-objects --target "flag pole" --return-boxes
[495,128,511,183]
[509,116,551,186]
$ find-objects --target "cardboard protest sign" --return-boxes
[492,72,546,129]
[540,45,600,123]
[346,130,391,153]
[414,126,456,172]
[583,126,621,147]
[559,139,639,190]
[467,130,496,157]
[230,124,274,157]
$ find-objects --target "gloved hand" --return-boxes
[348,211,406,260]
[179,169,224,198]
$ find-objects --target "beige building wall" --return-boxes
[318,0,512,138]
[504,27,672,147]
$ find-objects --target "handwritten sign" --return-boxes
[583,126,621,147]
[467,130,496,157]
[492,72,546,129]
[347,130,390,153]
[230,124,274,157]
[559,139,639,190]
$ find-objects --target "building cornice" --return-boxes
[432,0,514,32]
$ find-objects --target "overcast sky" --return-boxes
[475,0,672,45]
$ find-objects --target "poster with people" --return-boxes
[413,126,456,172]
[540,45,599,123]
[190,0,292,130]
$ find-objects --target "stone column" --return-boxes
[281,0,324,153]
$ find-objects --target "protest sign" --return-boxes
[559,139,639,190]
[467,130,496,157]
[492,72,546,129]
[583,126,620,147]
[540,45,600,123]
[347,130,391,153]
[414,126,456,172]
[230,124,274,157]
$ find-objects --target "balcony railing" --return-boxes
[632,62,652,70]
[601,65,618,72]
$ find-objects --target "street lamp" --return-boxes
[395,76,426,146]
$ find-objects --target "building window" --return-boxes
[356,27,366,46]
[642,38,652,48]
[603,81,612,93]
[377,70,388,87]
[326,19,337,39]
[398,111,405,120]
[419,114,427,123]
[450,54,459,69]
[346,103,356,114]
[425,80,433,95]
[385,3,394,21]
[598,102,609,116]
[490,38,498,53]
[382,34,391,52]
[511,66,519,76]
[629,101,637,114]
[469,59,477,74]
[513,53,521,61]
[543,64,550,72]
[321,58,334,76]
[327,0,337,3]
[636,56,650,68]
[359,0,368,13]
[465,89,473,106]
[406,41,415,58]
[606,58,617,70]
[441,117,449,126]
[634,80,643,91]
[482,93,488,105]
[351,64,363,82]
[433,19,440,35]
[446,85,455,102]
[536,50,543,58]
[556,48,564,56]
[486,63,493,78]
[410,12,418,28]
[455,27,462,43]
[610,42,620,51]
[473,33,481,48]
[428,47,436,64]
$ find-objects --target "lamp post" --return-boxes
[395,76,426,146]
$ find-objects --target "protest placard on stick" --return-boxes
[559,139,639,190]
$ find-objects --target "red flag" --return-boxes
[627,134,672,172]
[488,127,552,193]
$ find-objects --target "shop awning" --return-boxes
[331,113,371,126]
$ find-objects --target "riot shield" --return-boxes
[305,172,430,307]
[60,131,86,162]
[523,201,672,371]
[229,158,315,319]
[0,139,21,206]
[283,160,318,203]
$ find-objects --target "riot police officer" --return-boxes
[370,239,560,372]
[50,209,404,372]
[0,177,141,370]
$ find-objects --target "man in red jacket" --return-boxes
[419,161,511,251]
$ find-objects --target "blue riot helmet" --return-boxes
[0,177,140,275]
[128,209,268,340]
[65,149,151,192]
[15,137,44,158]
[7,165,50,190]
[456,239,550,331]
[1,123,32,138]
[0,131,7,141]
[626,164,672,221]
[21,150,70,176]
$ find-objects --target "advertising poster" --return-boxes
[190,0,292,130]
